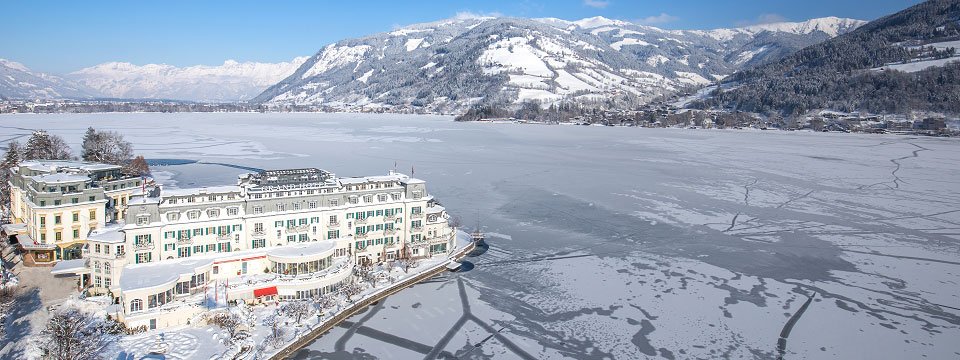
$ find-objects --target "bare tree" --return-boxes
[208,312,242,342]
[282,301,311,325]
[397,249,420,274]
[36,308,108,360]
[123,155,150,177]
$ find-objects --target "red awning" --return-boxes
[253,286,278,297]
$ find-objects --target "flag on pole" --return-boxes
[411,165,414,175]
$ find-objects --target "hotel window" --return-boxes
[55,215,62,224]
[40,234,46,241]
[137,215,150,226]
[104,262,111,275]
[277,204,285,212]
[54,200,61,205]
[93,260,100,273]
[39,217,45,227]
[411,234,421,242]
[252,238,266,248]
[194,245,203,253]
[55,232,62,241]
[130,299,143,312]
[348,196,358,204]
[72,213,79,222]
[40,200,46,206]
[254,223,263,232]
[187,210,200,220]
[178,247,191,258]
[135,252,151,264]
[207,244,216,252]
[207,209,220,218]
[329,215,338,225]
[298,234,308,242]
[363,195,373,203]
[308,201,318,209]
[88,196,95,202]
[73,229,79,238]
[254,193,263,199]
[327,230,339,239]
[71,198,78,204]
[413,191,422,199]
[169,198,177,205]
[412,206,422,214]
[193,228,202,236]
[378,194,387,202]
[328,199,338,207]
[94,276,101,288]
[253,206,263,214]
[227,207,238,216]
[135,234,151,245]
[392,193,401,201]
[286,235,296,243]
[293,202,301,211]
[89,210,96,220]
[95,244,101,253]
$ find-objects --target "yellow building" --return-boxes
[6,160,142,265]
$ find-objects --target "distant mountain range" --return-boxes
[691,0,960,116]
[0,59,92,100]
[1,15,864,108]
[67,58,308,102]
[255,16,864,113]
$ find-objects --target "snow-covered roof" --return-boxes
[162,185,241,197]
[20,160,119,173]
[30,173,90,184]
[426,205,445,214]
[16,233,55,250]
[0,223,27,234]
[266,241,336,262]
[51,258,90,275]
[87,226,125,244]
[339,172,424,186]
[120,257,216,293]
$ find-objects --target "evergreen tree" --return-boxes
[23,130,72,161]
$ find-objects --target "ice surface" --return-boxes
[2,113,959,359]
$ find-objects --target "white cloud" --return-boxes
[583,0,610,8]
[635,13,678,26]
[735,13,789,27]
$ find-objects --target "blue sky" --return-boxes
[2,0,922,74]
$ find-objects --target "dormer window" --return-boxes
[136,215,150,226]
[207,209,220,218]
[166,212,179,221]
[227,207,238,216]
[187,210,200,220]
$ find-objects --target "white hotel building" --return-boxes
[54,167,458,330]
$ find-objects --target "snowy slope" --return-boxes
[68,57,308,102]
[256,15,864,112]
[0,59,94,100]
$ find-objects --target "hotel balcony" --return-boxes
[384,228,397,235]
[250,230,266,238]
[216,233,233,241]
[286,225,309,233]
[355,217,368,224]
[328,221,340,227]
[383,215,397,222]
[134,242,154,251]
[411,226,423,232]
[411,213,424,219]
[176,237,192,246]
[354,232,369,239]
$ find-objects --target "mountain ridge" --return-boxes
[253,15,864,113]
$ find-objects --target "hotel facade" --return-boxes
[5,160,141,264]
[50,166,457,330]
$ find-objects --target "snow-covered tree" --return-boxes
[81,127,133,165]
[208,312,242,342]
[23,130,72,161]
[262,314,286,348]
[0,141,22,214]
[339,281,363,301]
[35,308,108,360]
[282,301,311,325]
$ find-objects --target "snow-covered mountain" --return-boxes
[255,15,865,112]
[67,57,308,102]
[0,59,93,100]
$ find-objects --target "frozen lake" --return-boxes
[2,113,959,359]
